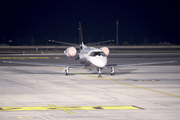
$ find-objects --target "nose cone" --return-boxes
[89,56,107,68]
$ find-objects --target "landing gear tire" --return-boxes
[65,70,68,75]
[110,67,115,75]
[65,67,69,76]
[110,73,115,75]
[98,73,102,77]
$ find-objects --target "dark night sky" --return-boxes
[0,0,180,45]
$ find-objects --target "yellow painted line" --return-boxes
[138,80,157,81]
[63,109,75,114]
[0,105,141,111]
[16,116,23,119]
[94,76,180,98]
[52,66,180,98]
[2,117,8,119]
[0,57,60,59]
[49,104,56,107]
[26,116,33,119]
[52,66,63,69]
[54,57,60,59]
[1,116,33,119]
[106,77,126,80]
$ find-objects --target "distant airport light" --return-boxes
[49,40,54,41]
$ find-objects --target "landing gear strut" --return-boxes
[65,67,69,75]
[110,67,115,75]
[97,68,102,77]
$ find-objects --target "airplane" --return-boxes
[3,22,177,77]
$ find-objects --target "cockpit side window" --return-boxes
[90,51,106,57]
[90,52,96,56]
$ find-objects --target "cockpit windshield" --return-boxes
[90,51,106,57]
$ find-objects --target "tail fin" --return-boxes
[79,22,86,49]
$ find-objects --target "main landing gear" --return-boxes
[61,66,69,75]
[62,66,116,77]
[65,67,69,75]
[110,67,115,75]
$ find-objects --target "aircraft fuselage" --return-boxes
[79,47,107,68]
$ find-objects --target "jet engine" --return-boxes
[100,47,109,56]
[64,47,77,58]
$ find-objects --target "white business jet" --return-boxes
[48,22,112,77]
[3,22,177,77]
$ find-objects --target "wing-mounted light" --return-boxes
[100,47,109,56]
[64,47,77,58]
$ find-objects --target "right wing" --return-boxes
[106,61,177,67]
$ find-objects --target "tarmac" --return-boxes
[0,53,180,120]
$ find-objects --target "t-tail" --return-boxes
[79,22,86,49]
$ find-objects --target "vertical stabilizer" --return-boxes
[79,22,86,49]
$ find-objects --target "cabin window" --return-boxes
[90,51,106,57]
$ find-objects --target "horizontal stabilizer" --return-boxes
[86,40,114,46]
[49,40,78,46]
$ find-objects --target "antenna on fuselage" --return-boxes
[79,22,83,49]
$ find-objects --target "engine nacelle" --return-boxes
[64,47,77,58]
[100,47,109,56]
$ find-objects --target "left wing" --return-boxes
[3,61,177,67]
[3,61,84,67]
[106,61,177,67]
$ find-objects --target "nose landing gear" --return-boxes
[97,68,102,77]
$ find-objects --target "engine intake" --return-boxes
[64,47,77,58]
[100,47,109,56]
